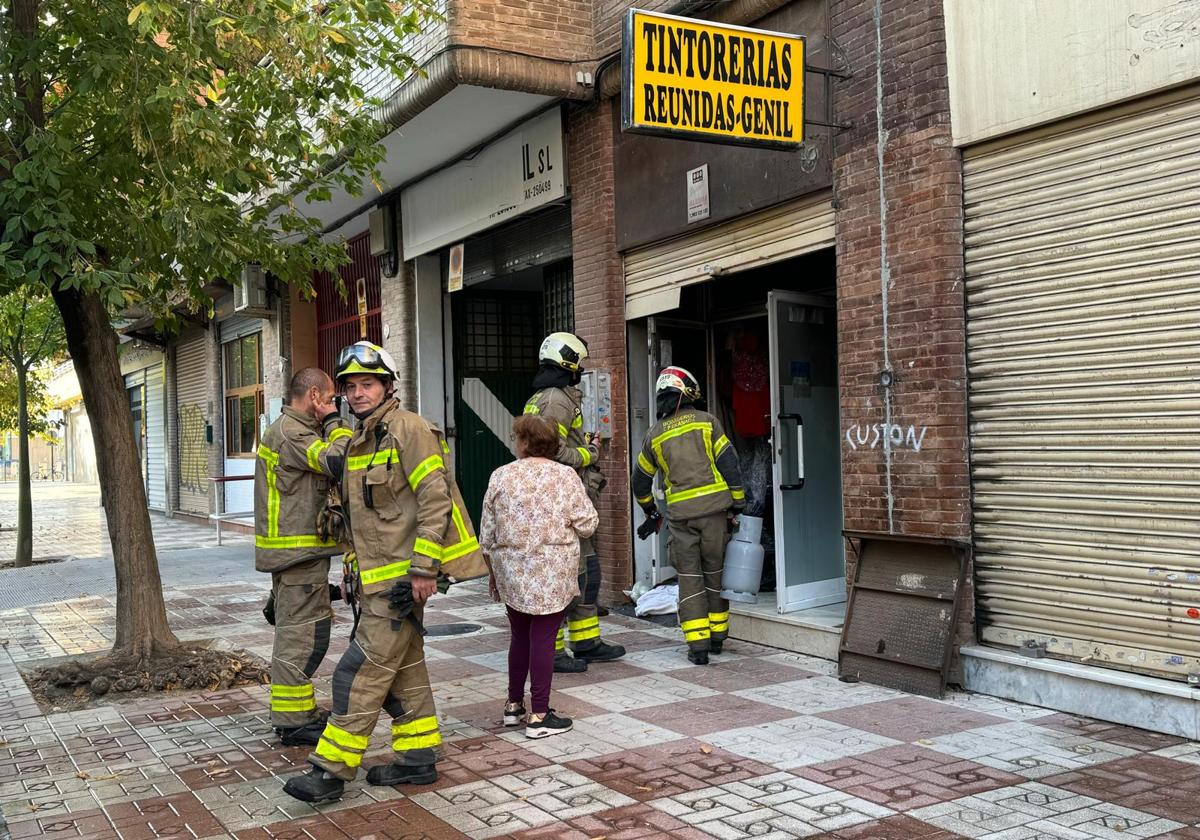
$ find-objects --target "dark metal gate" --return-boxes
[315,232,383,375]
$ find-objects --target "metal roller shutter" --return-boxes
[964,88,1200,682]
[175,328,211,515]
[624,193,835,320]
[145,364,167,511]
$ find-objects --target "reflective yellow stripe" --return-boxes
[315,739,363,768]
[572,414,583,429]
[255,534,337,549]
[637,452,656,475]
[258,444,282,539]
[523,403,540,415]
[555,627,565,651]
[576,447,593,467]
[359,560,411,585]
[392,715,438,736]
[666,480,729,505]
[442,536,479,563]
[636,494,654,506]
[256,445,279,466]
[272,697,317,712]
[271,684,315,698]
[650,422,711,498]
[391,715,440,751]
[407,455,444,492]
[731,488,746,501]
[568,616,600,641]
[329,427,352,441]
[346,449,399,471]
[710,611,730,634]
[392,732,442,751]
[306,439,330,472]
[684,628,711,642]
[557,423,569,438]
[680,618,710,632]
[440,502,477,564]
[413,538,443,561]
[323,723,369,750]
[568,617,599,631]
[708,612,729,623]
[714,435,731,457]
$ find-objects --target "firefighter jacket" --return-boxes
[255,407,353,573]
[632,408,746,522]
[524,386,603,497]
[342,398,481,596]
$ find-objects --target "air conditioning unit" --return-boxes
[234,263,272,315]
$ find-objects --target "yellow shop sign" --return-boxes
[621,9,805,149]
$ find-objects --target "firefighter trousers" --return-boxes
[556,552,603,654]
[308,590,439,781]
[668,513,730,652]
[269,559,333,729]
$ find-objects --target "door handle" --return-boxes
[778,413,804,490]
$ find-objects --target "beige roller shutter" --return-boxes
[965,87,1200,682]
[624,192,835,320]
[175,328,211,515]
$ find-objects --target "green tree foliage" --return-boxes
[0,0,436,654]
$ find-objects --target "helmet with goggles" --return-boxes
[538,332,589,372]
[655,366,701,402]
[335,341,397,384]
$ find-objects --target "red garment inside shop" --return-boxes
[731,332,770,438]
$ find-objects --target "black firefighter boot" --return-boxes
[554,652,588,673]
[573,639,627,663]
[277,719,325,747]
[366,762,438,786]
[688,648,710,666]
[283,767,344,804]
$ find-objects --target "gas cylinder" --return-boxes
[720,515,766,603]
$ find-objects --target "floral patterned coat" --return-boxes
[479,457,599,615]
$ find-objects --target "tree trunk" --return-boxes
[51,285,179,658]
[14,364,32,568]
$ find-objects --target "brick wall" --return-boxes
[451,0,592,60]
[568,100,632,604]
[830,0,974,649]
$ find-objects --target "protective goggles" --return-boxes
[336,344,387,372]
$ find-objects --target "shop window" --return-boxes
[223,333,263,456]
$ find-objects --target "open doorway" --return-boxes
[629,248,845,616]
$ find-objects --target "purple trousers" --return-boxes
[506,605,567,714]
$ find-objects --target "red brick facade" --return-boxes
[567,101,634,603]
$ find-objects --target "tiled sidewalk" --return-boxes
[2,580,1198,840]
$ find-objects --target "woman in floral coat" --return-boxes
[480,414,598,738]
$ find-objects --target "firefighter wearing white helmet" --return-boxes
[524,332,626,672]
[631,366,746,665]
[286,340,487,804]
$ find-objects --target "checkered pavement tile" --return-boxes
[704,715,902,769]
[1043,754,1200,825]
[734,675,905,716]
[921,722,1140,779]
[1036,714,1190,752]
[570,736,783,800]
[626,691,800,737]
[410,764,637,839]
[818,696,1010,743]
[937,692,1059,722]
[560,672,722,712]
[910,782,1185,840]
[796,744,1025,811]
[649,770,896,838]
[500,712,685,763]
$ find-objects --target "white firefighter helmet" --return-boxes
[538,332,589,372]
[656,366,701,402]
[335,341,398,383]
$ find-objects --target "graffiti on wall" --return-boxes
[844,423,929,453]
[179,403,208,492]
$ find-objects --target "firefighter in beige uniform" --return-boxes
[255,368,352,746]
[524,332,625,673]
[285,342,486,804]
[632,366,745,665]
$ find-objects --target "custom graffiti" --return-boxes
[179,403,208,492]
[844,423,928,452]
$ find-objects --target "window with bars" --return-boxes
[543,259,574,335]
[223,333,264,456]
[461,295,541,375]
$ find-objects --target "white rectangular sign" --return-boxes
[687,163,710,223]
[401,108,566,258]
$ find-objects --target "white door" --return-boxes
[768,291,845,612]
